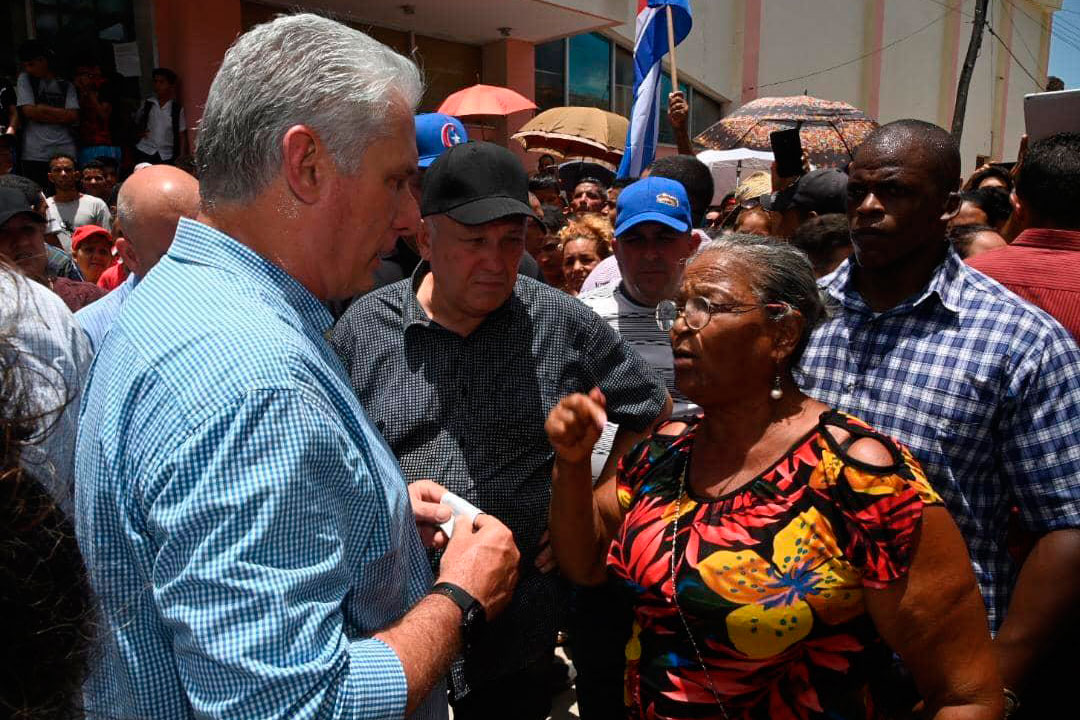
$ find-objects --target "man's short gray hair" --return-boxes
[196,13,423,205]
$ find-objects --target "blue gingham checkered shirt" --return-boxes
[75,219,447,719]
[796,248,1080,631]
[75,271,137,353]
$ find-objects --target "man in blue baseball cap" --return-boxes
[569,176,701,718]
[415,112,468,168]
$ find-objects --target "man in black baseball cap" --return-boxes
[0,186,49,282]
[762,167,849,239]
[330,141,670,718]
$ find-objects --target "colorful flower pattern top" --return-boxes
[607,410,942,720]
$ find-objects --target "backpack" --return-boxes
[27,75,70,108]
[136,97,182,158]
[16,74,71,130]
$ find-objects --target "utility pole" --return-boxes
[952,0,990,143]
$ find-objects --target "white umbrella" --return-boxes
[697,148,774,205]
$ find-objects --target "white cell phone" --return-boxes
[438,491,483,538]
[1024,89,1080,143]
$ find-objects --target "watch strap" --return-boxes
[430,581,477,614]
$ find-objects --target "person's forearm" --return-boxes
[21,105,77,124]
[994,528,1080,693]
[550,456,610,586]
[674,125,694,156]
[374,593,462,715]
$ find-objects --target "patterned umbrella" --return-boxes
[512,107,628,167]
[694,95,878,169]
[437,84,537,118]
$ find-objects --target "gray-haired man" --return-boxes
[75,14,518,719]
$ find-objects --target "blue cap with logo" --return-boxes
[614,177,692,236]
[416,113,468,168]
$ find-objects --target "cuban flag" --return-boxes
[618,0,693,178]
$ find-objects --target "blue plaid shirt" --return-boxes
[75,219,446,719]
[796,248,1080,631]
[75,271,137,352]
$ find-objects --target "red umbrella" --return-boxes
[437,84,537,118]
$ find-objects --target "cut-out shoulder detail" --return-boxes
[844,436,898,469]
[820,412,903,471]
[656,421,690,437]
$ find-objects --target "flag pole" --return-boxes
[666,5,679,89]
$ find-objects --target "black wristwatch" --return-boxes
[430,581,486,653]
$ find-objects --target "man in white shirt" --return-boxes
[44,154,111,252]
[134,67,188,164]
[14,40,78,191]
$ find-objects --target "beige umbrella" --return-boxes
[512,107,628,167]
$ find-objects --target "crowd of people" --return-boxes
[2,11,1080,720]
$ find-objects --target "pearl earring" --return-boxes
[770,374,784,400]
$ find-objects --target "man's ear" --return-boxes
[281,125,325,206]
[417,218,433,261]
[114,236,140,275]
[687,230,701,253]
[1010,190,1031,233]
[941,191,962,222]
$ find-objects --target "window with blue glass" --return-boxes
[535,31,727,144]
[535,38,566,111]
[568,32,611,110]
[614,45,634,118]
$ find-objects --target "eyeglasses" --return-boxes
[655,296,789,332]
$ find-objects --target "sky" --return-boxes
[1049,0,1080,89]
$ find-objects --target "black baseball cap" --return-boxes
[761,168,848,215]
[0,187,44,228]
[420,141,534,224]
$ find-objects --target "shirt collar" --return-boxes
[825,245,965,316]
[1013,228,1080,252]
[168,217,333,336]
[402,261,434,330]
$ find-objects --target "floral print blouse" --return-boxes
[607,410,942,720]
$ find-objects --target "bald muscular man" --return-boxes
[75,165,199,351]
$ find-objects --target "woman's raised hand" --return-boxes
[545,387,607,464]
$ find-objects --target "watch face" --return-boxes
[463,603,485,628]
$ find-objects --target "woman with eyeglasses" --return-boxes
[545,235,1002,720]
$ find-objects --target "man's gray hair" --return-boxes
[691,233,829,366]
[196,13,423,205]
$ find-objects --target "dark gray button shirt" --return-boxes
[330,263,667,695]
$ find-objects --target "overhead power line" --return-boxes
[1004,0,1080,54]
[986,23,1043,86]
[923,0,1046,88]
[749,11,949,91]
